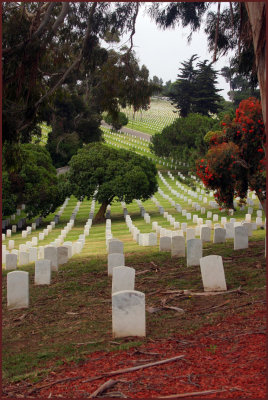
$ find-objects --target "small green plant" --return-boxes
[206,344,217,354]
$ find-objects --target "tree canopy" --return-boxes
[2,143,65,218]
[167,55,221,117]
[68,143,158,222]
[196,97,266,211]
[3,2,155,167]
[150,113,220,165]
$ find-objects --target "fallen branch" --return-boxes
[136,269,150,275]
[82,354,185,383]
[157,388,228,398]
[28,376,83,394]
[89,379,125,398]
[163,306,184,313]
[162,287,242,297]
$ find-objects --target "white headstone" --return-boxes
[108,240,124,254]
[159,236,171,251]
[19,251,29,266]
[242,222,253,237]
[213,228,226,243]
[6,254,17,270]
[38,246,44,259]
[245,214,251,223]
[8,240,15,250]
[7,271,29,309]
[186,228,195,241]
[58,246,69,265]
[171,236,185,257]
[112,266,135,294]
[32,237,38,246]
[181,222,187,232]
[35,260,52,285]
[234,226,248,250]
[112,290,145,338]
[148,232,157,246]
[29,247,38,263]
[225,222,234,239]
[44,246,58,271]
[187,239,202,266]
[108,253,125,276]
[39,233,44,241]
[200,255,227,291]
[200,226,211,242]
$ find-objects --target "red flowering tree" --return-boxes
[196,97,266,212]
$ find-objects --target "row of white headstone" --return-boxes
[107,238,146,338]
[2,199,88,269]
[5,197,100,310]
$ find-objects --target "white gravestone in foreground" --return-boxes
[112,290,145,338]
[200,255,227,292]
[112,266,135,294]
[7,271,29,309]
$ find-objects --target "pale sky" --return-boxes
[109,3,235,101]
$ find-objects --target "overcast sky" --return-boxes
[110,3,235,101]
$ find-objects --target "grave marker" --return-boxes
[200,255,227,291]
[7,271,29,309]
[112,266,135,294]
[112,290,145,338]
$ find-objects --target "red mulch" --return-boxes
[3,305,266,399]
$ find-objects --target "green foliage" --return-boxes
[45,90,102,167]
[150,113,219,165]
[167,55,221,117]
[2,171,17,217]
[3,144,65,218]
[68,143,158,216]
[104,111,128,131]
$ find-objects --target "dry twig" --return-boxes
[82,355,185,383]
[89,379,126,398]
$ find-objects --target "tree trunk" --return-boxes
[93,202,108,223]
[245,2,266,128]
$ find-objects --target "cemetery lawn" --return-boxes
[2,236,266,398]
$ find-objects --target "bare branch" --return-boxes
[34,57,81,109]
[51,2,69,34]
[229,2,235,35]
[31,3,56,40]
[127,3,140,55]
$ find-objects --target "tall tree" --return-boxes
[168,56,220,117]
[193,60,221,115]
[169,55,198,117]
